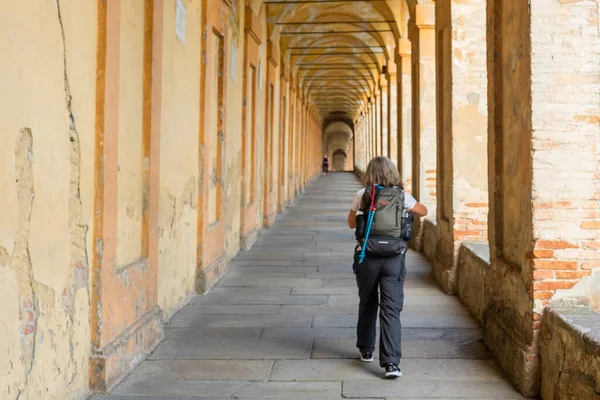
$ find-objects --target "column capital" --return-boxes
[398,38,412,57]
[267,40,279,67]
[379,74,388,89]
[416,3,435,29]
[385,61,397,76]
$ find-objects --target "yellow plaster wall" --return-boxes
[0,1,97,398]
[224,3,246,259]
[117,0,145,267]
[254,9,268,226]
[156,0,202,319]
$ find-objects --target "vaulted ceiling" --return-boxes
[252,0,418,156]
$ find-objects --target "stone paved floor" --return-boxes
[92,173,526,400]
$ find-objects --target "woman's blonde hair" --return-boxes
[362,156,401,187]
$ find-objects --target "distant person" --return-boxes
[322,154,329,176]
[347,156,427,379]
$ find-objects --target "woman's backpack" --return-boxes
[356,185,412,262]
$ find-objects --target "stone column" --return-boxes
[375,91,382,155]
[485,0,600,396]
[397,39,412,193]
[410,3,436,250]
[380,74,389,158]
[366,103,371,159]
[387,64,398,166]
[371,97,377,156]
[433,0,488,294]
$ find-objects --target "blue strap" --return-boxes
[358,185,383,263]
[358,209,374,263]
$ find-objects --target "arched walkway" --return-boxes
[1,1,598,398]
[91,173,524,399]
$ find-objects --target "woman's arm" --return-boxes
[348,210,357,229]
[410,202,428,217]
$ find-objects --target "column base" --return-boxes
[263,212,276,228]
[484,309,540,397]
[240,228,258,251]
[195,255,228,294]
[89,306,164,394]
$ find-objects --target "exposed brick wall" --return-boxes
[529,0,600,309]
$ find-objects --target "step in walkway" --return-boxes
[92,172,525,400]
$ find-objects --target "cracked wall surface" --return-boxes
[0,1,97,399]
[156,0,202,320]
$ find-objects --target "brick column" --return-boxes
[433,0,488,294]
[397,39,412,193]
[380,75,389,158]
[485,0,600,396]
[410,3,436,250]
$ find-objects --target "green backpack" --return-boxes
[362,186,405,238]
[356,185,412,262]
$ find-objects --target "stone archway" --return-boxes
[332,149,347,171]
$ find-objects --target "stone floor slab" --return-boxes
[261,327,357,339]
[149,336,313,360]
[123,360,274,382]
[312,312,479,329]
[192,294,327,306]
[233,382,341,398]
[91,397,230,400]
[169,304,279,316]
[342,380,526,398]
[311,331,490,360]
[168,313,313,328]
[270,359,505,382]
[216,276,322,287]
[112,380,247,397]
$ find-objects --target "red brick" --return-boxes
[455,230,483,236]
[582,261,600,270]
[533,201,576,210]
[528,249,554,259]
[535,240,578,250]
[533,281,577,291]
[533,291,554,300]
[583,241,600,250]
[465,203,488,208]
[584,210,600,219]
[533,270,555,280]
[555,271,592,279]
[581,220,600,229]
[574,114,600,123]
[533,260,578,270]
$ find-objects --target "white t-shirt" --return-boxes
[350,187,417,213]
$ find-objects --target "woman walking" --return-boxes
[322,154,329,176]
[347,156,427,378]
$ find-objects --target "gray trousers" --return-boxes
[354,251,406,367]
